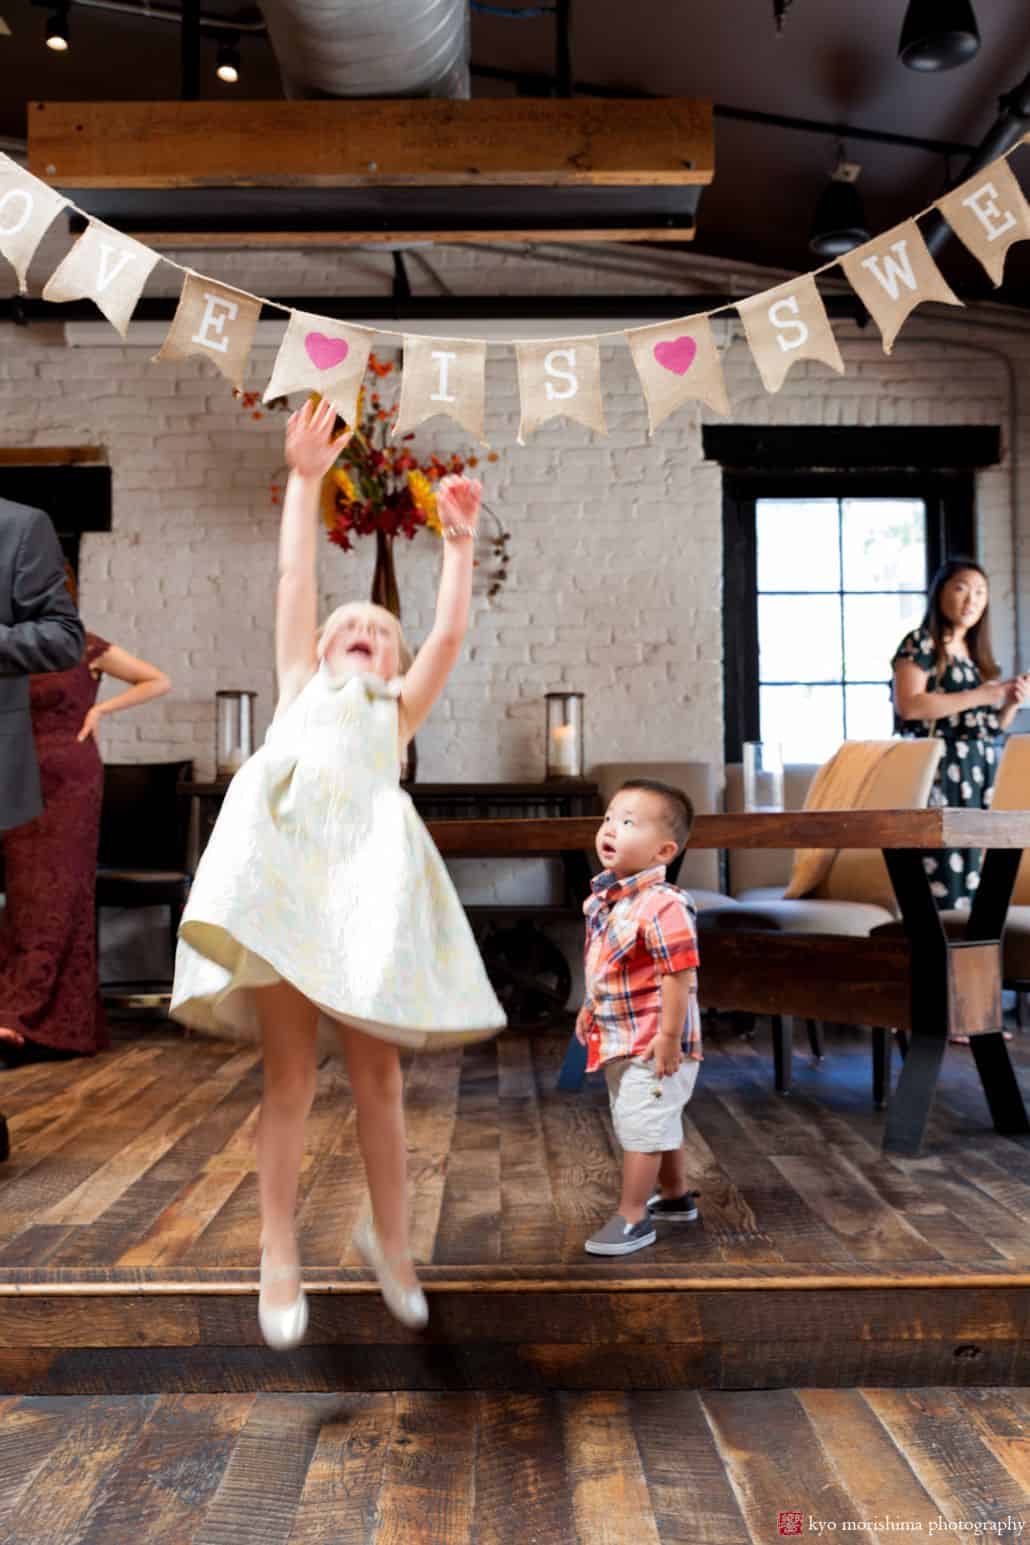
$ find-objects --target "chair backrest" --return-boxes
[724,762,821,895]
[814,739,943,912]
[589,762,720,892]
[989,735,1030,904]
[98,760,194,873]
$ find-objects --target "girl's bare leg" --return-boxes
[337,1024,417,1290]
[254,978,319,1307]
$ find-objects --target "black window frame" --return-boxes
[704,427,1001,764]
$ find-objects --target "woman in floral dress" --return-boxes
[892,559,1027,917]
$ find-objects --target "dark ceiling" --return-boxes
[3,0,1030,301]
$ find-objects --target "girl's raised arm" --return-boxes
[399,475,481,740]
[276,398,351,709]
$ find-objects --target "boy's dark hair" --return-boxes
[617,779,695,852]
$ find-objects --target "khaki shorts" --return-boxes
[604,1054,699,1153]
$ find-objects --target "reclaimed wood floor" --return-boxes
[1,1019,1028,1276]
[1,1387,1028,1545]
[1,1021,1028,1392]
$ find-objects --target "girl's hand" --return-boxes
[284,397,352,481]
[77,706,104,743]
[436,474,482,533]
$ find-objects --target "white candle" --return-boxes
[549,722,578,776]
[217,748,244,777]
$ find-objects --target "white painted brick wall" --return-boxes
[2,242,1028,792]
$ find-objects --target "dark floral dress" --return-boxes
[0,633,111,1055]
[892,625,1001,911]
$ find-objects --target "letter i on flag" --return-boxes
[0,154,68,293]
[394,336,488,444]
[153,272,262,391]
[42,220,159,337]
[515,338,607,444]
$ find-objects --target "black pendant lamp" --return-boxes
[809,159,869,259]
[899,0,980,71]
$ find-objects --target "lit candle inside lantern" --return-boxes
[549,722,578,776]
[218,748,244,777]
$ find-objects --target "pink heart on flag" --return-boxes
[653,336,697,376]
[304,332,349,371]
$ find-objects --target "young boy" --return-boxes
[576,778,702,1256]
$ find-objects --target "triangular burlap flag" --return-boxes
[263,310,374,426]
[840,220,962,354]
[936,159,1030,288]
[626,316,730,432]
[0,154,67,293]
[153,272,261,391]
[394,335,488,444]
[737,275,844,393]
[42,219,158,337]
[515,338,606,443]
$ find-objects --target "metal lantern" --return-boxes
[545,691,584,781]
[215,689,257,778]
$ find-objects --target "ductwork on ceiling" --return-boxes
[257,0,470,100]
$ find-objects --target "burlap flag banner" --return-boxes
[625,316,730,432]
[42,220,158,338]
[515,338,607,444]
[936,160,1030,288]
[840,220,962,354]
[263,309,374,426]
[153,272,261,391]
[737,275,845,393]
[394,335,488,444]
[0,153,68,293]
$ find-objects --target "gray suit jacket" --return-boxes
[0,499,86,831]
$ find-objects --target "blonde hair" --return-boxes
[316,602,412,674]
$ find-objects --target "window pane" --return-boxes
[843,592,926,682]
[845,684,895,742]
[756,499,841,592]
[760,685,844,764]
[758,595,842,683]
[841,498,926,591]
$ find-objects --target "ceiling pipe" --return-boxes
[256,0,469,100]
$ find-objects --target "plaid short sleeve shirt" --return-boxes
[582,865,702,1072]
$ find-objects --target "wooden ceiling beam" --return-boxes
[28,98,714,190]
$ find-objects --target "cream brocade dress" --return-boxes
[170,664,507,1052]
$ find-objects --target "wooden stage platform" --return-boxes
[1,1021,1029,1394]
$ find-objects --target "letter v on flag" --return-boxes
[42,220,159,337]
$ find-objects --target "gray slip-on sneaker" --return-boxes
[584,1213,657,1256]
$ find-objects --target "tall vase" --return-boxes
[371,529,401,618]
[370,530,417,783]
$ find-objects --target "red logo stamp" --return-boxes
[777,1514,805,1538]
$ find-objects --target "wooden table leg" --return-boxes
[965,848,1030,1137]
[882,848,951,1157]
[883,846,1029,1155]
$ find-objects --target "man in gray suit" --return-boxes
[0,499,85,1161]
[1,499,85,831]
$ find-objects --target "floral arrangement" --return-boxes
[242,353,511,598]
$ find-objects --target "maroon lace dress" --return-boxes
[0,633,111,1056]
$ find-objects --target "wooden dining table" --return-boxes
[425,808,1030,1157]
